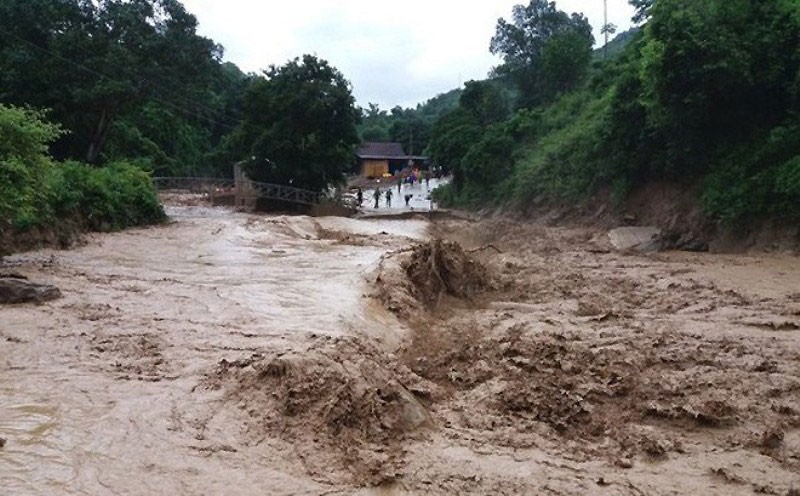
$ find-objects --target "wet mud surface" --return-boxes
[2,207,799,495]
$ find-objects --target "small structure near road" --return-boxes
[356,142,427,178]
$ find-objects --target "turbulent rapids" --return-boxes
[1,205,799,495]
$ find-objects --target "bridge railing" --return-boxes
[151,176,351,208]
[152,177,235,193]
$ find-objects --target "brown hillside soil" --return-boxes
[519,181,800,253]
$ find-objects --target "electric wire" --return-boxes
[0,24,250,132]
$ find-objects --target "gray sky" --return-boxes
[181,0,636,109]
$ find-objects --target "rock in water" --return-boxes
[0,278,61,304]
[608,226,662,252]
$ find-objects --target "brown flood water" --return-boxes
[0,207,427,495]
[2,206,800,495]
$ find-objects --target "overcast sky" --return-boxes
[181,0,636,109]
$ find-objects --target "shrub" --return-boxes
[702,123,800,225]
[1,104,165,251]
[0,105,63,233]
[51,161,166,231]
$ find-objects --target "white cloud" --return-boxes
[181,0,636,109]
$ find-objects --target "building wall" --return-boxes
[361,159,389,178]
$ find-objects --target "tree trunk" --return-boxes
[86,108,112,164]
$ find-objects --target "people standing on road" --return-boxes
[356,188,363,206]
[385,188,393,207]
[373,188,381,208]
[404,194,413,207]
[397,176,402,194]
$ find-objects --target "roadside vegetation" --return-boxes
[430,0,800,228]
[0,104,165,255]
[1,0,798,254]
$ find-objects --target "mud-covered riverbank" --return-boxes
[1,206,799,495]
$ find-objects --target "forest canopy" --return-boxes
[430,0,800,226]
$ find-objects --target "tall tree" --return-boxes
[0,0,222,163]
[490,0,593,107]
[601,0,617,58]
[638,0,800,174]
[234,55,360,192]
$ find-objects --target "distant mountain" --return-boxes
[414,88,462,120]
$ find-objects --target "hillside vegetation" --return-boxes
[430,0,800,231]
[0,104,165,255]
[2,0,798,254]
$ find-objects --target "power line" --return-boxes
[0,25,248,132]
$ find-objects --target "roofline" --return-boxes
[356,155,429,160]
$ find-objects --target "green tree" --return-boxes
[639,0,800,175]
[426,108,481,189]
[426,81,513,194]
[0,105,63,232]
[460,80,511,127]
[389,116,430,156]
[234,55,360,192]
[630,0,654,23]
[0,0,223,163]
[490,0,593,107]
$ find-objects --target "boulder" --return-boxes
[608,226,662,252]
[0,277,61,304]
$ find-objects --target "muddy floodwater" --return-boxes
[0,207,426,495]
[2,206,799,495]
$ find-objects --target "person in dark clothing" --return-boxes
[356,188,363,206]
[404,194,413,206]
[385,188,393,207]
[373,188,381,208]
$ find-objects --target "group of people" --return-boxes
[355,187,411,208]
[354,186,416,209]
[401,169,430,190]
[354,167,444,210]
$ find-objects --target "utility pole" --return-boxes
[601,0,616,60]
[604,0,609,59]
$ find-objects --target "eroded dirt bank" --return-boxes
[1,207,799,495]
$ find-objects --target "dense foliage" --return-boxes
[490,0,594,108]
[432,0,800,226]
[0,105,64,232]
[2,0,798,242]
[0,0,248,176]
[356,89,462,158]
[231,55,360,192]
[0,104,165,251]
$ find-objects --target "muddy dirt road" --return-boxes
[1,207,799,495]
